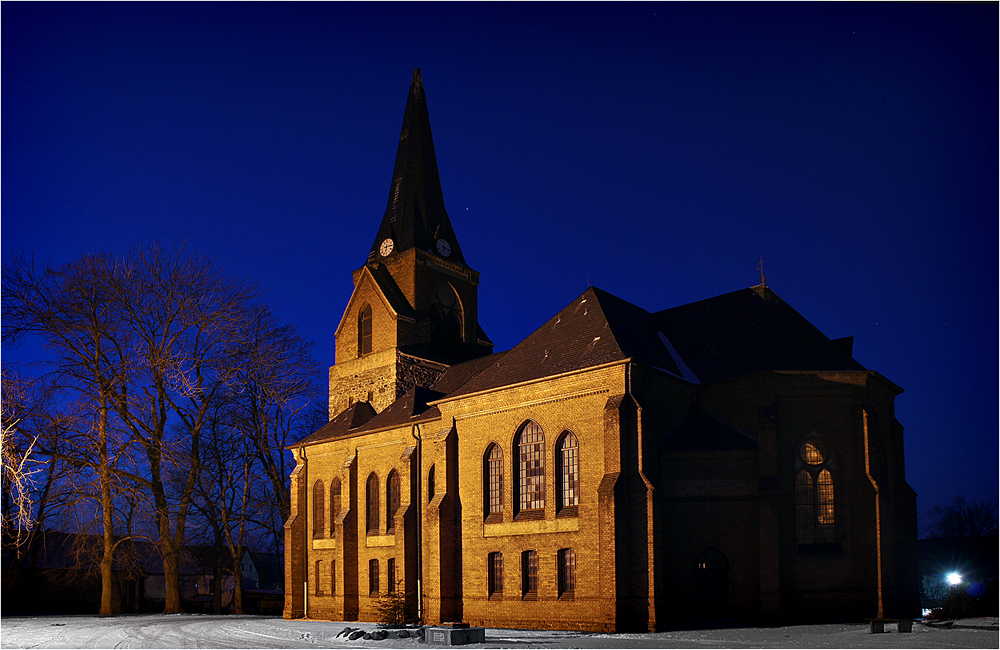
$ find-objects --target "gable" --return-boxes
[654,286,865,383]
[334,265,414,342]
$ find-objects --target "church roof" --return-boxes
[431,351,508,395]
[438,284,866,402]
[353,386,443,433]
[440,287,684,400]
[367,69,467,266]
[294,401,377,446]
[653,285,865,383]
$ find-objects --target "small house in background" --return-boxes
[1,530,282,615]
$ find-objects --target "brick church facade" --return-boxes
[283,70,919,631]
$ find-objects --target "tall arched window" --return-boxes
[484,444,503,519]
[366,473,379,535]
[557,431,580,513]
[330,478,342,536]
[386,470,400,533]
[516,421,545,514]
[358,304,373,357]
[312,480,325,539]
[795,437,836,545]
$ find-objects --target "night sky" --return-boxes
[3,3,997,526]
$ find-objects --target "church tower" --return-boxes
[329,69,493,416]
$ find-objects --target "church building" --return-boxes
[283,69,919,631]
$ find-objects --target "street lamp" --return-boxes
[946,572,962,586]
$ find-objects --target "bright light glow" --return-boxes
[947,572,962,585]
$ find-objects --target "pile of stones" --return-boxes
[334,626,425,642]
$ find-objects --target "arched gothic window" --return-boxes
[358,304,373,357]
[484,444,503,519]
[386,470,400,533]
[366,473,379,535]
[557,431,580,512]
[312,480,325,539]
[515,421,545,514]
[795,437,836,544]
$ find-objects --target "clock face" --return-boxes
[379,238,394,257]
[436,238,451,257]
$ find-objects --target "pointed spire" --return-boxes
[368,69,467,266]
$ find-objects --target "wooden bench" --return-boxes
[867,618,914,633]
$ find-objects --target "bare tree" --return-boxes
[226,306,320,527]
[3,253,136,615]
[101,243,262,613]
[4,242,317,615]
[1,368,48,547]
[926,496,998,538]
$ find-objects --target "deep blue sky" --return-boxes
[3,3,997,524]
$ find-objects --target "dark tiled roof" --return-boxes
[653,285,865,383]
[294,387,445,448]
[660,408,758,452]
[431,352,508,395]
[352,386,443,434]
[442,287,684,400]
[293,401,377,446]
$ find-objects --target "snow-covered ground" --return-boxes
[0,614,996,649]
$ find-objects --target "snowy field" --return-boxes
[1,614,996,649]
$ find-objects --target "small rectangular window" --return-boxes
[314,560,324,596]
[387,558,396,594]
[488,552,503,598]
[369,559,380,595]
[522,550,538,598]
[558,548,576,597]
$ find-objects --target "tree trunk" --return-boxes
[161,541,182,613]
[99,401,116,616]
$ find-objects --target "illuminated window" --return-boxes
[312,480,325,539]
[369,559,379,595]
[557,431,580,512]
[516,421,545,514]
[795,437,835,545]
[488,552,503,597]
[522,550,538,598]
[485,444,503,518]
[358,304,372,357]
[386,470,400,533]
[366,473,379,535]
[558,548,576,597]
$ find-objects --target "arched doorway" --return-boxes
[693,546,730,621]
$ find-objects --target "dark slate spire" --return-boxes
[368,69,467,266]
